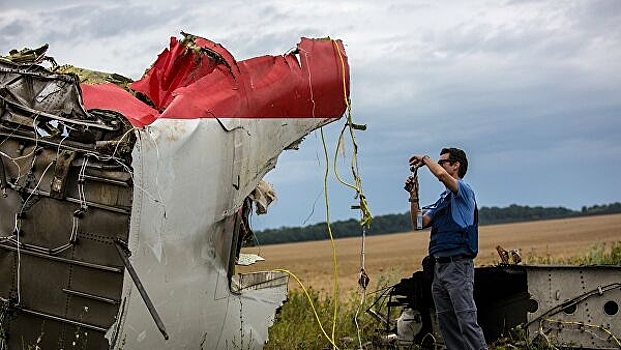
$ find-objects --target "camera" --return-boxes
[404,173,417,192]
[404,181,414,192]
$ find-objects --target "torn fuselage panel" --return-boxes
[2,33,349,350]
[383,264,621,349]
[0,59,135,350]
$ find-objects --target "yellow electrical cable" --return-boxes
[274,268,341,350]
[268,41,342,349]
[542,318,621,347]
[332,40,372,229]
[262,39,371,349]
[331,39,373,350]
[304,39,344,348]
[320,126,340,347]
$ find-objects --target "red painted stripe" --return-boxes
[81,36,349,127]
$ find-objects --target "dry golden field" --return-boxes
[238,213,621,293]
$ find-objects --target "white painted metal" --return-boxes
[108,116,338,349]
[527,265,621,349]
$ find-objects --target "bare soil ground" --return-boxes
[238,214,621,293]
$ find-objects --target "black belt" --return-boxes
[434,255,473,263]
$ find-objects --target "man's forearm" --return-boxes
[410,200,419,229]
[418,155,458,193]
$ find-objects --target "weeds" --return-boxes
[265,272,401,350]
[265,242,621,349]
[524,241,621,265]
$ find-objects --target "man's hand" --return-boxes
[404,175,419,201]
[409,154,429,170]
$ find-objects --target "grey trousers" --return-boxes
[432,259,488,350]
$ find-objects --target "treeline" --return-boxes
[252,202,621,246]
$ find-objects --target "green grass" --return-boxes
[265,242,621,349]
[524,241,621,265]
[264,271,403,350]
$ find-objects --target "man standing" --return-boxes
[405,148,488,350]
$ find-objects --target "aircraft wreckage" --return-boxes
[0,33,350,349]
[377,258,621,349]
[2,33,619,350]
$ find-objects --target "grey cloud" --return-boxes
[1,2,186,56]
[0,19,30,50]
[3,0,620,229]
[172,2,326,59]
[42,4,182,42]
[571,0,621,27]
[0,19,27,37]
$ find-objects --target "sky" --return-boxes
[2,0,620,230]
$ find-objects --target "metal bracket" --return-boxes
[114,240,169,341]
[50,150,76,199]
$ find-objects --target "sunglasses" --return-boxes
[438,159,452,166]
